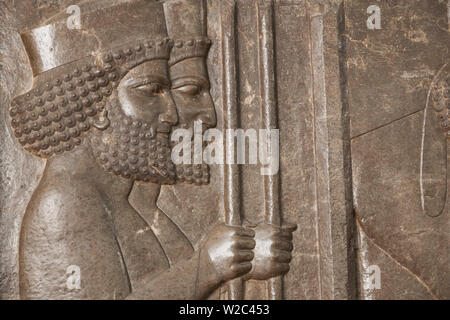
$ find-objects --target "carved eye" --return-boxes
[174,84,201,96]
[133,83,163,96]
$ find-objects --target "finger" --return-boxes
[272,250,292,263]
[272,240,293,252]
[276,230,293,241]
[242,219,258,229]
[233,250,254,262]
[236,239,256,250]
[281,223,297,233]
[274,263,290,275]
[231,262,252,275]
[226,225,247,233]
[227,226,255,238]
[236,228,255,238]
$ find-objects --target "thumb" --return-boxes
[281,223,297,233]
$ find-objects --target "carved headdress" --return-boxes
[10,0,173,158]
[163,0,211,67]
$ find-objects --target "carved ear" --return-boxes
[92,109,110,131]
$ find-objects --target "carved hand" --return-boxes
[244,223,297,281]
[201,224,256,283]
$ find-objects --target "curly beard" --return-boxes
[175,163,210,185]
[173,138,210,186]
[91,99,176,184]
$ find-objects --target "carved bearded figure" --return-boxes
[9,0,295,300]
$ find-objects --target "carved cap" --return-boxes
[164,0,211,66]
[164,0,206,37]
[21,0,169,76]
[169,37,211,66]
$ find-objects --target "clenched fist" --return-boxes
[201,224,256,283]
[244,223,297,281]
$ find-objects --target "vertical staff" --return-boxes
[256,0,283,300]
[220,0,244,300]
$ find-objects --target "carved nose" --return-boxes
[196,95,216,129]
[196,110,216,129]
[159,92,178,126]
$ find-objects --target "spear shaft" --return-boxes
[220,0,244,300]
[256,0,283,300]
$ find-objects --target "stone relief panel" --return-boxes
[0,0,447,301]
[0,0,300,300]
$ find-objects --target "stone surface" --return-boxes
[345,0,450,138]
[351,111,449,299]
[0,0,448,300]
[344,0,449,300]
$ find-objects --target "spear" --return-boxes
[220,0,244,300]
[256,0,284,300]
